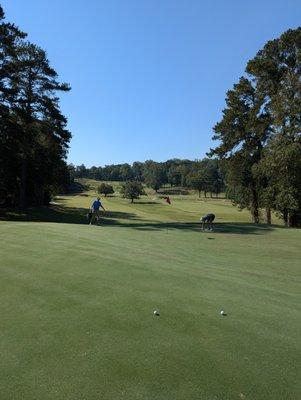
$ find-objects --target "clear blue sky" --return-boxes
[2,1,300,166]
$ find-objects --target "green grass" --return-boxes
[0,181,300,400]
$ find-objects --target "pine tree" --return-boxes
[211,77,271,222]
[246,28,301,226]
[0,4,72,209]
[0,6,27,205]
[10,42,71,206]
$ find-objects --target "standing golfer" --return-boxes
[90,197,105,225]
[200,213,215,230]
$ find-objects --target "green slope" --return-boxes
[0,182,300,400]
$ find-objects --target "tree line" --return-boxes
[0,5,71,208]
[69,158,225,198]
[211,27,301,227]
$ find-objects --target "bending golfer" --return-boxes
[200,213,215,230]
[90,197,105,225]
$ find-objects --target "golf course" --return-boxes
[0,180,300,400]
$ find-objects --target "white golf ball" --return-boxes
[220,310,226,316]
[153,310,160,316]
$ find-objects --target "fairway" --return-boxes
[0,183,300,400]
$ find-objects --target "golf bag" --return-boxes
[87,211,92,223]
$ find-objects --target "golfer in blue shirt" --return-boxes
[90,197,106,225]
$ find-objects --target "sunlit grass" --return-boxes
[0,180,299,400]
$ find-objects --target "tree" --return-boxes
[211,28,301,225]
[11,42,71,207]
[0,6,72,208]
[186,159,225,198]
[97,183,114,197]
[143,161,165,191]
[246,27,301,226]
[178,163,192,187]
[211,77,271,222]
[109,165,122,181]
[0,6,26,206]
[119,163,134,181]
[120,181,144,203]
[186,174,203,197]
[132,161,144,181]
[204,159,225,197]
[255,135,301,226]
[75,164,87,178]
[167,165,181,186]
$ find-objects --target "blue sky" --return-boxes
[2,1,300,166]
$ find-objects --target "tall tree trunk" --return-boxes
[38,186,44,206]
[250,186,259,223]
[283,209,289,227]
[290,213,301,227]
[266,207,271,224]
[19,158,27,209]
[252,208,260,224]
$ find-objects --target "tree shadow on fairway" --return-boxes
[0,205,138,225]
[101,219,203,231]
[0,206,277,235]
[214,222,275,235]
[102,219,276,234]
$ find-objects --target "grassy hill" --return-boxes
[0,180,300,400]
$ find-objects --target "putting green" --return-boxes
[0,181,300,400]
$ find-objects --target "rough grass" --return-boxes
[0,180,300,400]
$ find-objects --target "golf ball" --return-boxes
[153,310,160,316]
[220,310,226,316]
